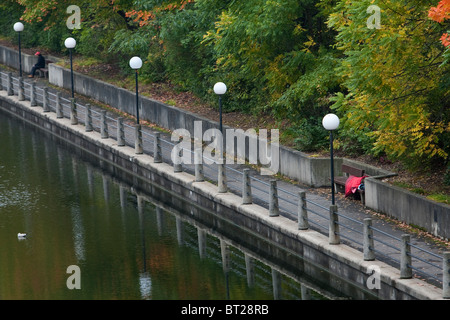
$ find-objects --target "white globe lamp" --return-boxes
[214,82,227,95]
[64,37,76,49]
[129,56,143,70]
[130,57,143,124]
[322,113,340,205]
[322,113,340,131]
[13,22,24,32]
[14,22,24,77]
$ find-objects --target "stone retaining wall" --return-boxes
[366,178,450,239]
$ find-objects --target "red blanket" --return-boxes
[345,175,366,197]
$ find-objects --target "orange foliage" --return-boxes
[429,0,450,47]
[441,33,450,47]
[428,0,450,23]
[125,0,195,27]
[125,10,156,27]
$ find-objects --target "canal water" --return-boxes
[0,113,352,300]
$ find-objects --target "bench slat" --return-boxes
[341,164,365,177]
[334,176,348,185]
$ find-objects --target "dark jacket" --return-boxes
[35,54,45,68]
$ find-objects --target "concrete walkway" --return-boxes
[2,65,448,293]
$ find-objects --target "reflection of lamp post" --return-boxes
[130,56,143,124]
[213,82,227,134]
[64,37,76,98]
[13,22,24,77]
[322,113,340,205]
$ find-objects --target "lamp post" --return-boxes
[13,22,24,77]
[64,37,76,98]
[213,82,227,193]
[129,56,143,124]
[322,113,340,205]
[213,82,227,134]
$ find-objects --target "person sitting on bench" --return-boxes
[28,52,45,78]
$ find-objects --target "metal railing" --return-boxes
[1,71,448,299]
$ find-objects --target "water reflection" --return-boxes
[0,114,353,300]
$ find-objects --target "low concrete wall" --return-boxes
[0,45,36,74]
[0,91,444,300]
[343,158,396,177]
[0,45,59,75]
[366,178,450,240]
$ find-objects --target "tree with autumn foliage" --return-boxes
[328,0,450,168]
[109,0,214,86]
[429,0,450,66]
[0,0,132,57]
[0,0,448,169]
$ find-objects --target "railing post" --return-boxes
[363,218,375,261]
[400,234,412,279]
[329,205,340,244]
[153,132,162,163]
[7,72,13,96]
[194,147,204,182]
[220,239,230,274]
[42,87,50,112]
[100,110,108,138]
[301,285,311,301]
[271,269,282,300]
[174,160,182,173]
[197,228,206,259]
[70,98,78,125]
[117,117,125,146]
[55,92,63,118]
[218,162,227,193]
[245,254,255,287]
[176,216,184,245]
[242,168,252,204]
[298,191,309,230]
[173,149,183,172]
[269,180,279,217]
[18,77,24,101]
[443,252,450,299]
[85,104,93,131]
[172,141,183,172]
[135,124,143,154]
[30,82,37,107]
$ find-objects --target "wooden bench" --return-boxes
[334,164,367,205]
[36,60,53,79]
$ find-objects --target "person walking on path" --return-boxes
[28,51,45,78]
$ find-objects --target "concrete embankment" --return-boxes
[0,89,444,300]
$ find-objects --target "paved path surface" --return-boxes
[1,65,448,292]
